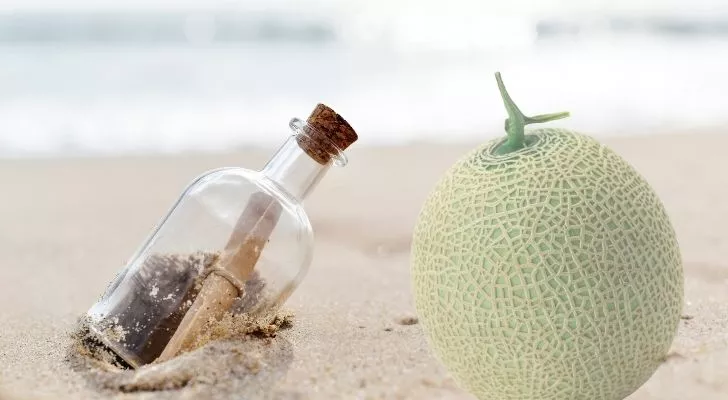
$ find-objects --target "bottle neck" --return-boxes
[260,120,347,201]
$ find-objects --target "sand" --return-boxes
[1,130,727,399]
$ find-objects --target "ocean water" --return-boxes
[1,6,728,157]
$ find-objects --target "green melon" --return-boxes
[410,72,683,400]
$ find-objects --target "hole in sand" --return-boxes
[64,259,296,396]
[67,309,295,395]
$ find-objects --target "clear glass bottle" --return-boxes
[84,104,358,369]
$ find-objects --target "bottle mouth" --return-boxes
[289,117,349,167]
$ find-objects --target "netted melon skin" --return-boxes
[411,128,683,400]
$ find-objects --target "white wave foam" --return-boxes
[1,5,728,157]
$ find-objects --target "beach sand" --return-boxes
[1,131,727,399]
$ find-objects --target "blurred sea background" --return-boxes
[1,0,727,157]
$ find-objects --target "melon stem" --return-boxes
[494,72,570,155]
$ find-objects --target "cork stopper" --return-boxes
[297,104,358,165]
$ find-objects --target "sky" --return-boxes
[0,0,725,15]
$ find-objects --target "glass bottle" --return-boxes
[83,104,358,369]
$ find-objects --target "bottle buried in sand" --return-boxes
[83,104,358,369]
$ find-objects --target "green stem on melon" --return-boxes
[493,72,570,155]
